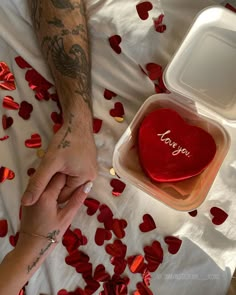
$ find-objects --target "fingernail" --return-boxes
[83,181,93,194]
[21,192,33,205]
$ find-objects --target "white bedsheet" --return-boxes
[0,0,236,294]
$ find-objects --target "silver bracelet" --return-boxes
[21,231,59,244]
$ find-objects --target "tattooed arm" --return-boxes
[0,174,92,295]
[22,0,97,205]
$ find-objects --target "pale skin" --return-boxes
[0,0,96,293]
[0,174,93,294]
[21,0,97,206]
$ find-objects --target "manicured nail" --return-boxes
[83,181,93,194]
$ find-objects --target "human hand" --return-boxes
[21,114,97,205]
[15,173,92,274]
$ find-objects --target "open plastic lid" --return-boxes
[164,6,236,121]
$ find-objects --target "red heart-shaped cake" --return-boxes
[138,108,216,182]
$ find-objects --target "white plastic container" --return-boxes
[113,6,236,211]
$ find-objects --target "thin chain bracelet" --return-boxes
[21,231,59,244]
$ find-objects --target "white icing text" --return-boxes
[157,130,191,157]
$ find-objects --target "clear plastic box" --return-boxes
[113,6,236,211]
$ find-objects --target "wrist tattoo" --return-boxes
[58,113,74,149]
[27,230,60,273]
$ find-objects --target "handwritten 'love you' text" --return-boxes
[157,130,191,158]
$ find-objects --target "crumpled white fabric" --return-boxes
[0,0,236,294]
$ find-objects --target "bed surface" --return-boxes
[0,0,236,294]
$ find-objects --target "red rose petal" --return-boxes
[0,219,8,237]
[136,2,153,20]
[164,236,182,255]
[210,207,228,225]
[110,179,126,196]
[139,214,156,233]
[108,35,122,54]
[25,133,42,148]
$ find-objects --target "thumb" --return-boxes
[21,159,57,206]
[62,181,93,218]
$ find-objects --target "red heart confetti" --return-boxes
[139,214,156,233]
[18,101,33,120]
[51,112,63,125]
[144,241,163,272]
[65,250,89,267]
[0,62,16,90]
[106,239,127,258]
[145,63,162,81]
[0,167,15,183]
[63,228,87,254]
[95,228,112,246]
[2,96,19,110]
[94,264,111,282]
[143,268,151,287]
[210,207,228,225]
[164,236,182,254]
[112,218,127,239]
[135,282,154,295]
[225,3,236,12]
[0,135,9,141]
[102,275,129,295]
[0,219,8,237]
[154,14,166,33]
[93,118,103,134]
[111,256,127,275]
[84,278,100,294]
[136,2,153,20]
[84,198,100,216]
[97,204,114,225]
[25,133,42,148]
[9,232,19,247]
[110,179,126,196]
[104,89,117,100]
[110,102,124,118]
[15,56,32,69]
[2,115,13,130]
[109,35,122,54]
[188,210,198,217]
[127,255,145,273]
[27,168,36,177]
[138,108,216,182]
